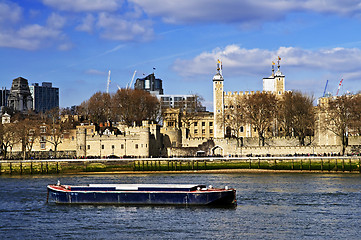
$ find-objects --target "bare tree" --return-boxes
[112,88,160,126]
[244,92,277,146]
[322,94,355,155]
[177,94,205,139]
[42,108,72,158]
[0,123,18,159]
[15,119,40,159]
[79,92,112,124]
[279,91,315,145]
[224,95,246,146]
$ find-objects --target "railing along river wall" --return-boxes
[0,156,361,175]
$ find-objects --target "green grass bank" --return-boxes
[1,157,361,175]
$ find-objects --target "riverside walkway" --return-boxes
[0,156,360,175]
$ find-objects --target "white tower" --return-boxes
[263,57,285,95]
[213,60,225,139]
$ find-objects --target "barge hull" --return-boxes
[47,187,236,206]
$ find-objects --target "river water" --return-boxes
[0,172,360,240]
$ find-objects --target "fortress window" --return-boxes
[202,122,205,126]
[209,122,213,126]
[240,126,244,132]
[121,144,124,149]
[194,122,198,126]
[194,129,198,134]
[87,145,90,150]
[210,129,213,134]
[102,145,104,149]
[112,145,115,149]
[135,144,138,149]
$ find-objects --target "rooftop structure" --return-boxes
[7,77,33,112]
[134,73,163,95]
[29,82,59,113]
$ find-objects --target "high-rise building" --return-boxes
[29,82,59,113]
[134,73,164,95]
[7,77,33,112]
[0,87,9,108]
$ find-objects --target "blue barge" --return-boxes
[47,183,236,206]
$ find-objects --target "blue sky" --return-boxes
[1,0,361,110]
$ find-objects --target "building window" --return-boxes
[40,126,46,133]
[202,129,205,134]
[102,145,104,149]
[194,129,198,134]
[135,144,138,149]
[240,126,244,132]
[72,136,74,141]
[121,144,124,149]
[254,127,257,132]
[210,129,213,134]
[112,145,115,149]
[87,145,90,150]
[40,143,46,149]
[202,122,205,127]
[209,122,213,126]
[194,122,198,126]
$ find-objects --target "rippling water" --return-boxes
[1,173,360,239]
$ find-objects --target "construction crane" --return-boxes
[336,79,343,96]
[106,70,111,94]
[322,80,329,97]
[127,70,137,89]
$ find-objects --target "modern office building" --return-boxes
[158,94,206,112]
[29,82,59,113]
[134,73,164,95]
[7,77,33,112]
[0,87,9,107]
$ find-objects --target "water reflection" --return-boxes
[1,173,361,239]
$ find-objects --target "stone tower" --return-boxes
[7,77,33,112]
[263,57,285,95]
[213,60,225,139]
[76,126,87,158]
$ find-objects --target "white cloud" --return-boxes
[0,5,70,51]
[173,45,361,82]
[47,13,67,29]
[76,14,95,33]
[85,69,107,75]
[42,0,121,12]
[130,0,361,25]
[97,12,154,41]
[0,2,22,24]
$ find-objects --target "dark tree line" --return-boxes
[224,91,315,146]
[78,88,160,126]
[0,108,76,159]
[321,94,361,155]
